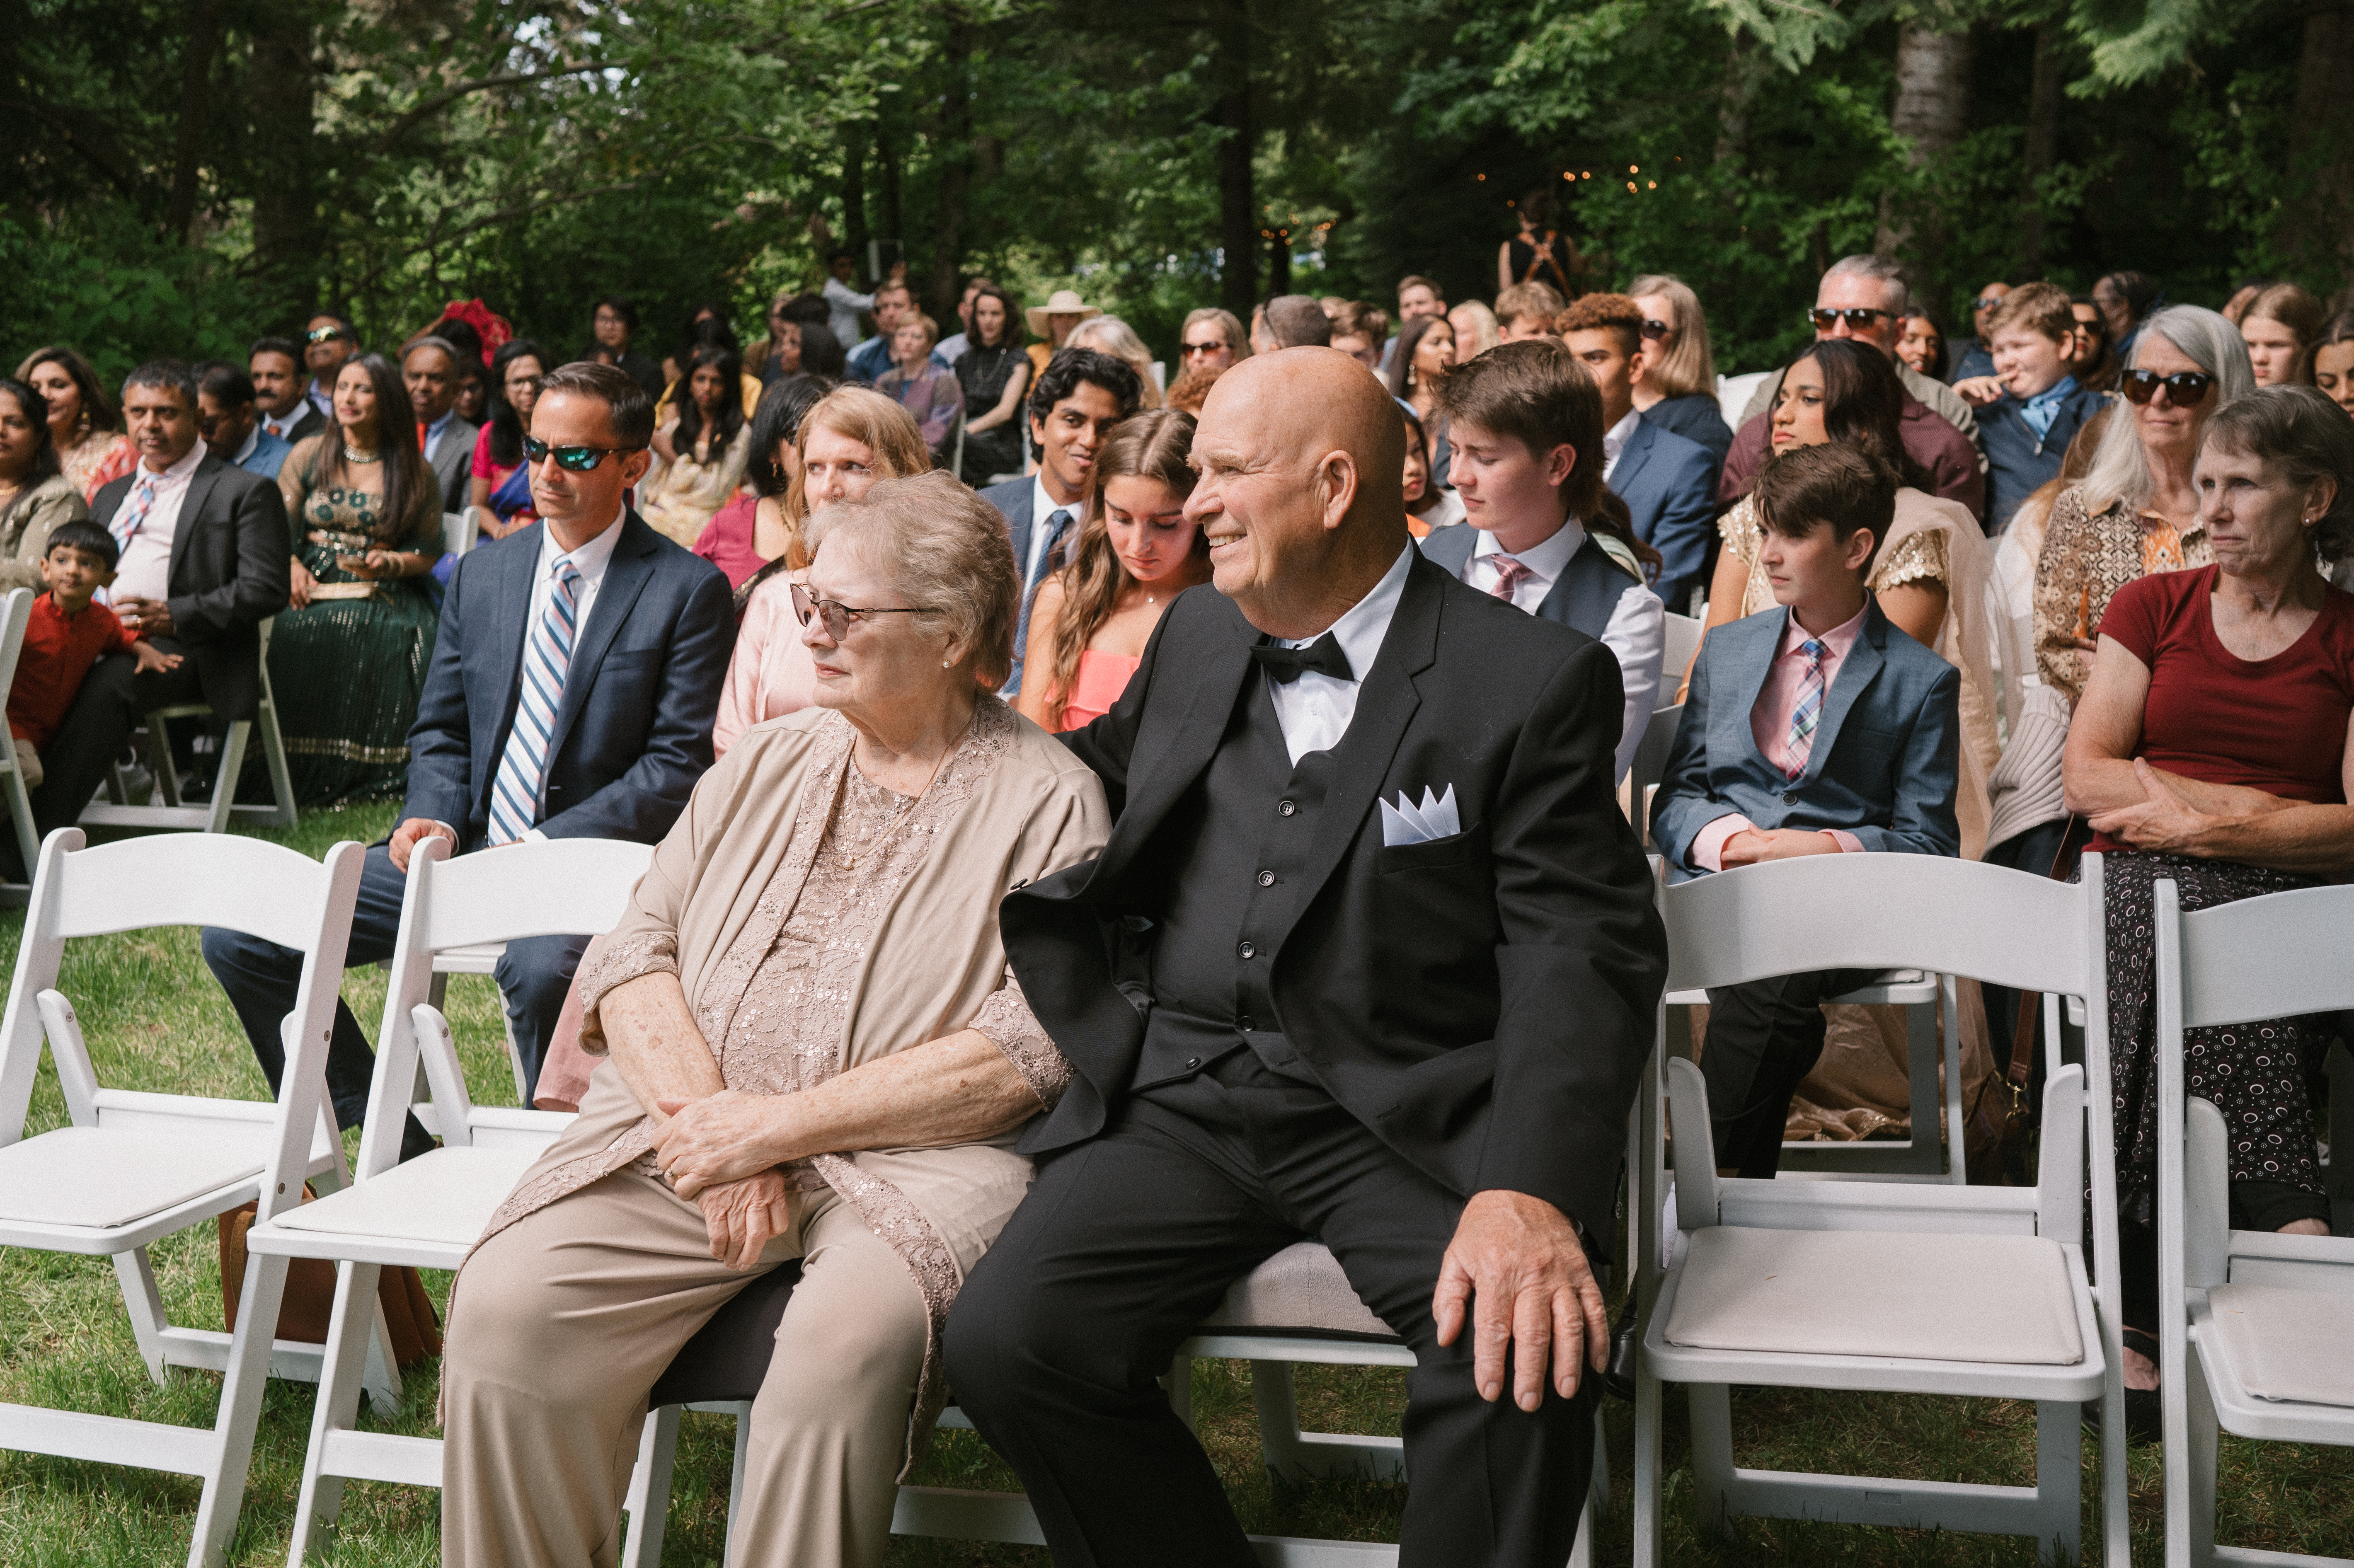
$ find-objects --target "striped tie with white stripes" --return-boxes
[488,557,582,845]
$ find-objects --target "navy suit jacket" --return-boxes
[1608,416,1717,615]
[980,475,1080,697]
[1978,381,2103,532]
[402,509,733,847]
[1651,599,1961,882]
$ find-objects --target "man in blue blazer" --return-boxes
[977,347,1141,696]
[203,362,733,1149]
[1650,444,1959,1177]
[1559,294,1718,614]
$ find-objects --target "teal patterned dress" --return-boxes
[264,445,443,806]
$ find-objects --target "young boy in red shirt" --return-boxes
[8,519,180,787]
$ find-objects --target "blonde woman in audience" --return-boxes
[1625,273,1734,470]
[1067,316,1163,409]
[714,387,931,755]
[1014,410,1207,733]
[1445,300,1498,364]
[2238,281,2325,388]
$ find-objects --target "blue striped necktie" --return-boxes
[1007,508,1071,692]
[1783,638,1827,783]
[489,557,583,844]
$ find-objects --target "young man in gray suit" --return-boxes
[1651,443,1961,1177]
[402,336,480,514]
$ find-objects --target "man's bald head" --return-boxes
[1186,347,1409,639]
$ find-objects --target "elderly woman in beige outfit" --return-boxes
[440,470,1112,1568]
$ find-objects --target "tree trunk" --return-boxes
[843,121,869,281]
[247,4,322,308]
[1211,0,1254,319]
[1877,19,1977,322]
[2277,0,2354,296]
[2019,23,2063,276]
[878,119,903,261]
[926,17,974,323]
[1267,227,1289,297]
[166,0,225,244]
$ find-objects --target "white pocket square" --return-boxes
[1379,784,1460,847]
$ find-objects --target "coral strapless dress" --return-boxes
[1059,649,1142,731]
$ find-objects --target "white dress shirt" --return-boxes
[1266,544,1413,764]
[1462,520,1663,784]
[1600,408,1642,482]
[110,443,208,605]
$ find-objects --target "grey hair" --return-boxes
[2201,385,2354,566]
[402,334,463,366]
[803,470,1022,687]
[2078,305,2256,515]
[1822,254,1912,315]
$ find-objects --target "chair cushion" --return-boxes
[2206,1283,2354,1407]
[264,1146,542,1249]
[1198,1240,1400,1340]
[1664,1225,2083,1365]
[0,1125,265,1229]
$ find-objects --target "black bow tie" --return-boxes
[1251,632,1353,685]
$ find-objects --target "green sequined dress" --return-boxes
[264,447,442,806]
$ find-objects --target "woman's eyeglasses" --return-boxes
[1640,319,1671,341]
[1807,307,1897,331]
[523,436,637,471]
[790,581,941,639]
[2119,368,2214,407]
[1181,339,1228,357]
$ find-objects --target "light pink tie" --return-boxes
[1489,554,1533,603]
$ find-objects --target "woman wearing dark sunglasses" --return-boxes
[2034,304,2255,705]
[1625,273,1733,474]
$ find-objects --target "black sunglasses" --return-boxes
[305,326,347,345]
[790,581,941,640]
[1972,295,2008,312]
[1640,319,1671,340]
[1807,307,1897,331]
[1182,339,1228,355]
[523,436,638,471]
[2120,368,2214,407]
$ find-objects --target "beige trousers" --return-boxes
[441,1167,928,1568]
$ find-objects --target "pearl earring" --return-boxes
[942,659,952,667]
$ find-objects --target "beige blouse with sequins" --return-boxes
[461,698,1112,1474]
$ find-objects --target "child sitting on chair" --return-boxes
[1650,443,1962,1178]
[6,519,181,790]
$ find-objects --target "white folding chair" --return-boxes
[442,509,476,561]
[0,588,43,896]
[2153,878,2354,1568]
[243,832,654,1565]
[1659,611,1705,686]
[82,616,298,833]
[1632,854,2126,1568]
[0,828,366,1567]
[1624,700,1683,843]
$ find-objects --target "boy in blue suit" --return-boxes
[1652,443,1961,1176]
[1953,282,2102,532]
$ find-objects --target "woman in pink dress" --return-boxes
[1015,409,1210,733]
[713,386,934,755]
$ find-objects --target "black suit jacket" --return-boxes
[401,509,733,846]
[1001,552,1668,1237]
[90,454,291,723]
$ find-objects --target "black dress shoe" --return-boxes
[1603,1297,1641,1401]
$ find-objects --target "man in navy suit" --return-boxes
[1651,443,1959,1178]
[203,362,734,1149]
[1558,293,1718,614]
[977,347,1141,696]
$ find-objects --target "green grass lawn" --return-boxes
[2,804,2351,1564]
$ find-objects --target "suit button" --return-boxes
[1184,1056,1202,1070]
[1256,870,1276,887]
[1277,799,1296,817]
[1237,1015,1255,1033]
[1782,791,1798,805]
[1239,941,1256,959]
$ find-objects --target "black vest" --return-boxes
[1128,674,1331,1089]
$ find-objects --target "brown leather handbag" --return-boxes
[217,1186,442,1369]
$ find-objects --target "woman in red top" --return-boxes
[2063,385,2354,1432]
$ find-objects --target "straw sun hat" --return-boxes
[1024,288,1102,338]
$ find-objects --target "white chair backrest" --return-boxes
[443,510,475,559]
[1663,853,2102,999]
[2168,881,2354,1030]
[0,830,365,1224]
[0,588,35,707]
[1660,612,1705,683]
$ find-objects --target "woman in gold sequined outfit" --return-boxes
[270,352,442,805]
[2034,305,2253,704]
[439,472,1111,1568]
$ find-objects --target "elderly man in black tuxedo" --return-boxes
[25,359,290,852]
[946,348,1667,1565]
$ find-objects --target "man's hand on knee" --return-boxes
[1433,1190,1607,1412]
[388,818,458,872]
[696,1169,792,1270]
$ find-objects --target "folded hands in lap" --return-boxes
[1434,1190,1608,1412]
[2089,757,2290,855]
[1720,827,1842,867]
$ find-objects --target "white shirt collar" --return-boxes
[1031,470,1080,531]
[1471,513,1586,585]
[139,443,207,486]
[1281,543,1414,678]
[1602,407,1641,469]
[537,506,628,583]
